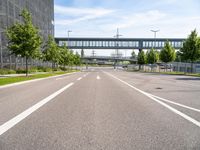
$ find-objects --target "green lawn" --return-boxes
[0,71,77,86]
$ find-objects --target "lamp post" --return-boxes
[67,30,72,47]
[0,30,3,69]
[150,29,159,49]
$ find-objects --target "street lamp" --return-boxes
[0,30,4,69]
[150,29,159,49]
[67,30,72,47]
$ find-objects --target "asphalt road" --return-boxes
[0,67,200,150]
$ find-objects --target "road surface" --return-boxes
[0,67,200,150]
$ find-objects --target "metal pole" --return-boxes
[67,30,72,47]
[0,31,3,69]
[150,30,159,49]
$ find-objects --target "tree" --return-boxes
[131,50,136,59]
[68,50,75,69]
[43,35,60,70]
[7,9,42,76]
[147,48,159,64]
[81,49,84,58]
[179,29,200,72]
[137,50,146,70]
[59,44,70,69]
[160,41,176,71]
[74,52,81,68]
[146,48,159,71]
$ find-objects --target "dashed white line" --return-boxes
[104,71,200,128]
[97,75,100,80]
[0,82,74,136]
[77,77,82,81]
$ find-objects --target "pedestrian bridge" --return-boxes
[55,37,185,50]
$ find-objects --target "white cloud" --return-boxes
[54,5,115,25]
[101,10,167,30]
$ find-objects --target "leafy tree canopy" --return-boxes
[160,41,176,63]
[179,29,200,62]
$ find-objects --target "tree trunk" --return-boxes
[25,56,28,77]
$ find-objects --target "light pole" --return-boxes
[0,30,4,69]
[67,30,72,47]
[150,29,159,49]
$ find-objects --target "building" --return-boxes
[0,0,54,69]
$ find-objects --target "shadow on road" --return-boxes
[176,78,200,81]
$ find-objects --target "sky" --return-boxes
[54,0,200,56]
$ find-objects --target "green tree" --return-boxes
[160,41,176,71]
[81,49,84,58]
[160,41,176,63]
[68,50,75,69]
[74,52,81,68]
[137,50,146,70]
[147,48,159,64]
[131,50,136,59]
[59,44,70,69]
[43,35,60,70]
[147,48,159,71]
[179,29,200,72]
[6,9,42,76]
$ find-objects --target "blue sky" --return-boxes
[54,0,200,56]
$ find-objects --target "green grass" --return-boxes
[0,71,78,86]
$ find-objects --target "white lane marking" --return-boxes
[83,73,89,77]
[149,94,200,113]
[0,72,77,89]
[0,82,74,136]
[97,75,100,80]
[77,77,82,81]
[56,76,68,80]
[104,72,200,128]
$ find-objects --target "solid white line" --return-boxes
[97,75,100,80]
[104,72,200,128]
[0,82,74,136]
[149,94,200,113]
[0,72,77,89]
[56,77,68,80]
[77,77,82,81]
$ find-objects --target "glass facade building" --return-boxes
[0,0,54,68]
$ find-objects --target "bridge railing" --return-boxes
[55,37,185,49]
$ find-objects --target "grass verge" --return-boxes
[0,71,78,86]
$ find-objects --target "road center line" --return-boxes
[104,72,200,128]
[97,75,100,80]
[0,82,74,136]
[77,77,82,81]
